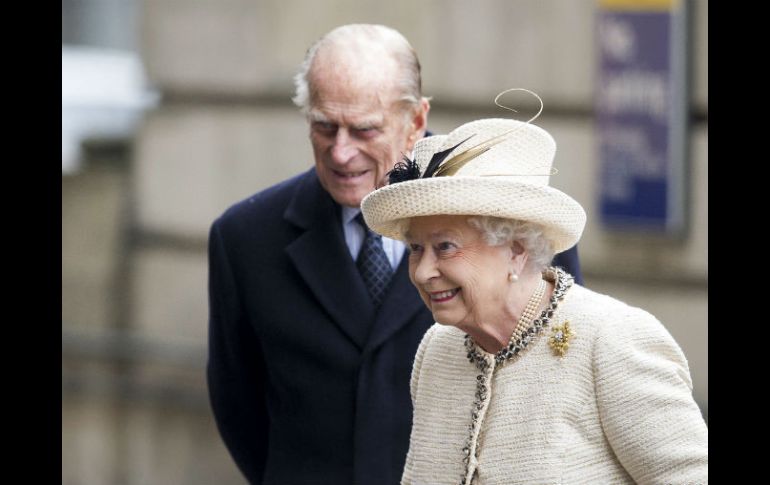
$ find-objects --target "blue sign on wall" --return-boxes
[596,0,688,234]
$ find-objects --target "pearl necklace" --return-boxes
[507,276,547,348]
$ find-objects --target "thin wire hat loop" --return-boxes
[430,88,554,178]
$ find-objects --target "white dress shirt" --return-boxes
[341,206,405,270]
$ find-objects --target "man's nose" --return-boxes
[330,129,358,164]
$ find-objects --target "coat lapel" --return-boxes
[363,255,427,354]
[284,170,374,349]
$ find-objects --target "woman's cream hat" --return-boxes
[360,117,587,254]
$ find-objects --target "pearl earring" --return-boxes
[508,272,519,282]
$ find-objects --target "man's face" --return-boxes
[308,75,425,208]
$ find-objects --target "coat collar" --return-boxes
[363,257,426,355]
[284,169,426,351]
[284,170,374,348]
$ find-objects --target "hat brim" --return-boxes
[361,176,586,254]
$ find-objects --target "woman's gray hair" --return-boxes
[292,24,424,115]
[397,216,554,272]
[466,216,554,272]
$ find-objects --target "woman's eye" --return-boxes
[437,242,456,251]
[408,244,423,253]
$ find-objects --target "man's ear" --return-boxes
[407,98,430,149]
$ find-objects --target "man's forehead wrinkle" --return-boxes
[310,102,385,127]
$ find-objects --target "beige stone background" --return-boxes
[62,1,707,483]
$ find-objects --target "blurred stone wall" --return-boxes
[62,1,707,483]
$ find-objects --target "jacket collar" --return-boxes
[284,169,426,351]
[284,170,374,348]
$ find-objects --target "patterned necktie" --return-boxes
[355,213,394,308]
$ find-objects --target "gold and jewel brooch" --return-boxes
[548,321,573,357]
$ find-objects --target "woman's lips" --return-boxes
[429,288,460,303]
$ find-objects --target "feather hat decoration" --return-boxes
[387,88,549,184]
[364,89,586,254]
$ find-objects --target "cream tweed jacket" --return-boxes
[402,284,708,485]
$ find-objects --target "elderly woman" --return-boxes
[360,117,708,484]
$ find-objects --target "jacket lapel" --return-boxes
[284,170,374,349]
[363,255,427,354]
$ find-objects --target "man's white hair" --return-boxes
[292,24,424,115]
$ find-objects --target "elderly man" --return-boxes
[207,24,582,485]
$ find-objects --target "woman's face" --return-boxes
[405,215,514,329]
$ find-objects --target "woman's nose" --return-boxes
[412,252,439,284]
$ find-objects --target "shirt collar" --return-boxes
[341,206,362,226]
